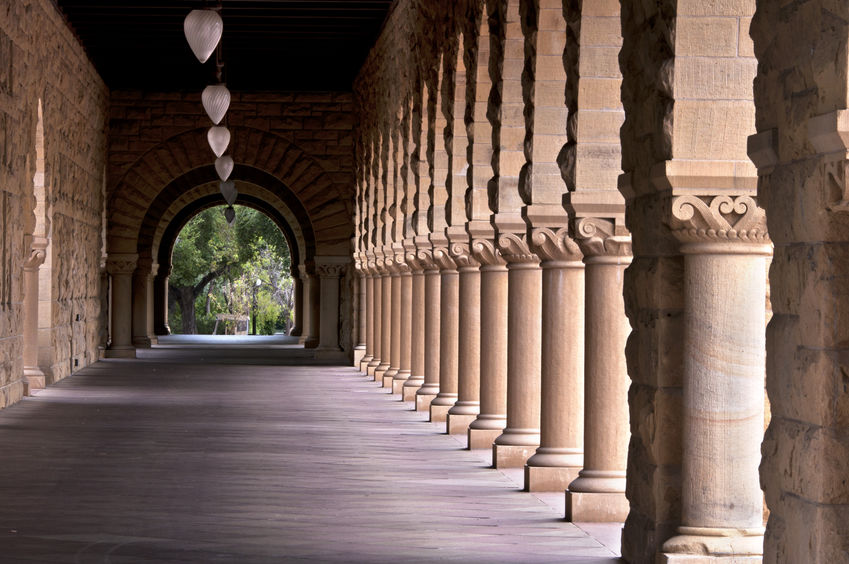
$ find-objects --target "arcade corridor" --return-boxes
[0,340,619,563]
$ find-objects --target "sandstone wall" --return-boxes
[0,0,108,402]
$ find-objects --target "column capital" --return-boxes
[135,256,154,275]
[23,247,46,271]
[530,226,583,264]
[415,246,440,272]
[449,242,481,270]
[575,218,632,259]
[496,232,540,266]
[471,238,507,267]
[316,263,346,278]
[669,194,771,252]
[107,253,139,275]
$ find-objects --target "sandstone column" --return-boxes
[391,250,413,395]
[22,243,46,394]
[402,248,425,401]
[353,257,367,367]
[415,247,440,411]
[525,227,585,491]
[359,257,375,373]
[660,196,769,562]
[374,251,392,383]
[132,257,155,348]
[289,272,303,337]
[428,246,459,423]
[106,253,138,358]
[367,253,383,378]
[382,254,403,388]
[566,219,631,522]
[492,233,542,468]
[467,239,508,449]
[314,258,348,357]
[447,243,481,435]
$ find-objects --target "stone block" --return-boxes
[578,46,622,79]
[524,465,581,492]
[492,443,536,469]
[446,412,476,435]
[468,427,502,450]
[671,100,755,160]
[676,17,740,57]
[673,58,757,100]
[580,16,621,46]
[565,490,629,522]
[678,0,754,17]
[578,78,622,110]
[430,402,450,423]
[415,392,436,412]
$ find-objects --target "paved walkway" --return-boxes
[0,339,622,563]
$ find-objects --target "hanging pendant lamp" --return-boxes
[220,180,237,206]
[202,84,230,124]
[184,10,223,64]
[207,126,230,157]
[224,205,236,225]
[215,155,234,181]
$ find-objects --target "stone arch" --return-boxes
[107,126,352,258]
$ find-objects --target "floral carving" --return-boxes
[670,195,769,245]
[530,227,582,263]
[449,242,480,269]
[471,238,506,267]
[497,232,540,264]
[432,246,457,271]
[416,247,439,271]
[316,263,347,278]
[575,218,632,257]
[106,254,139,275]
[23,248,46,271]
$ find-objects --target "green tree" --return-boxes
[168,205,293,335]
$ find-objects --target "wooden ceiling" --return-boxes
[52,0,393,92]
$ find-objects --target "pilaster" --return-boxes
[314,257,348,361]
[106,253,138,359]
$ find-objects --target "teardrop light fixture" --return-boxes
[202,84,230,124]
[183,10,223,64]
[215,155,234,181]
[224,205,236,225]
[220,180,237,206]
[207,126,230,157]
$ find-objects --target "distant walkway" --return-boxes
[0,345,621,563]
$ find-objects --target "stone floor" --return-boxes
[0,337,622,563]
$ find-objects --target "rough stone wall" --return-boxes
[0,0,108,401]
[751,2,849,562]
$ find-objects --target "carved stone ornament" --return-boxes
[432,246,458,271]
[822,159,849,213]
[471,238,507,267]
[106,254,139,275]
[575,218,632,258]
[23,248,46,271]
[365,251,377,275]
[530,227,583,263]
[316,263,347,278]
[393,250,411,274]
[415,247,439,271]
[449,242,481,269]
[670,195,769,245]
[496,232,540,265]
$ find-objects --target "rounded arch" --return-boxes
[108,127,353,257]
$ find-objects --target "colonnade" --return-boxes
[352,0,775,562]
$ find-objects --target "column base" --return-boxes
[659,557,761,564]
[23,368,45,396]
[468,427,503,450]
[374,364,390,382]
[402,378,423,401]
[415,392,437,412]
[524,465,582,492]
[659,527,764,563]
[381,370,398,389]
[358,355,373,373]
[565,490,629,522]
[105,346,136,359]
[430,402,452,423]
[366,360,380,377]
[492,443,537,469]
[314,349,346,362]
[132,336,152,348]
[391,376,410,395]
[353,347,366,368]
[303,337,319,349]
[447,412,477,435]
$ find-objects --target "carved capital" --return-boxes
[575,218,632,258]
[316,263,347,278]
[471,238,506,267]
[135,257,154,275]
[24,248,46,270]
[106,254,139,275]
[669,195,770,246]
[432,246,457,271]
[416,247,439,271]
[496,233,540,265]
[821,159,849,214]
[530,227,583,263]
[449,242,480,269]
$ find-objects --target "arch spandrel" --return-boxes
[107,126,353,257]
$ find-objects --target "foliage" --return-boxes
[168,205,294,335]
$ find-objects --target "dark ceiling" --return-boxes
[52,0,393,92]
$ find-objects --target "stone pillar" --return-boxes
[415,247,440,412]
[566,218,631,522]
[468,239,508,449]
[359,259,375,373]
[353,257,367,367]
[429,246,459,423]
[525,227,585,491]
[367,255,383,378]
[402,248,426,402]
[374,251,392,383]
[447,243,481,435]
[22,243,47,394]
[132,257,155,348]
[492,233,542,468]
[660,196,769,562]
[152,265,171,336]
[290,272,303,337]
[392,252,413,395]
[298,263,319,348]
[382,253,403,389]
[315,258,348,357]
[106,253,138,359]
